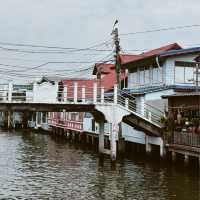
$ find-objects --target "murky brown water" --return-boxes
[0,130,199,200]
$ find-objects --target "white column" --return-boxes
[145,135,152,154]
[114,84,118,104]
[99,121,104,154]
[93,82,97,104]
[40,112,43,125]
[148,111,152,121]
[63,86,67,102]
[8,82,13,102]
[125,98,129,109]
[110,123,118,161]
[74,82,78,103]
[101,87,104,104]
[82,86,85,103]
[160,138,166,157]
[33,82,37,103]
[35,112,38,128]
[136,96,145,116]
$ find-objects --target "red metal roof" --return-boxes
[93,63,114,75]
[92,63,127,92]
[121,43,182,65]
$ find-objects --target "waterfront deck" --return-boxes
[168,132,200,160]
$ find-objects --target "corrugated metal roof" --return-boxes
[159,46,200,58]
[121,43,182,65]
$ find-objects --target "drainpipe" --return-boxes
[156,56,163,83]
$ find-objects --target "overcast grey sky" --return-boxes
[0,0,200,82]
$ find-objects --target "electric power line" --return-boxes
[120,24,200,36]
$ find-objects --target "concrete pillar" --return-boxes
[86,134,90,144]
[35,112,38,128]
[72,132,76,141]
[110,123,118,161]
[91,135,94,145]
[145,135,152,154]
[82,86,85,103]
[33,82,37,103]
[172,151,176,162]
[184,154,189,165]
[136,96,145,116]
[93,82,97,104]
[99,121,104,154]
[101,87,104,104]
[67,131,70,139]
[114,84,118,104]
[74,82,78,103]
[40,112,43,125]
[78,133,82,142]
[118,123,125,156]
[8,82,13,103]
[7,111,11,129]
[160,138,166,158]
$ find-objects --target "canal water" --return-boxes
[0,130,199,200]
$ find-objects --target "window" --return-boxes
[175,65,194,84]
[185,67,194,83]
[152,67,158,83]
[175,66,185,83]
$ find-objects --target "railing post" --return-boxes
[125,98,129,109]
[148,111,152,121]
[93,82,97,104]
[63,86,67,102]
[33,82,37,103]
[101,87,104,104]
[8,82,13,102]
[114,84,118,104]
[74,82,78,103]
[82,86,85,103]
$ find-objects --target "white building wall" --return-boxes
[33,82,58,103]
[122,122,163,146]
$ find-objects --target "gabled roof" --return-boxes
[92,62,127,92]
[92,63,114,75]
[121,43,182,65]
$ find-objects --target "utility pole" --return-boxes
[111,20,125,157]
[194,56,200,92]
[112,20,121,89]
[195,63,199,92]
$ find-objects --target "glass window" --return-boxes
[153,67,158,83]
[185,67,194,83]
[175,66,185,83]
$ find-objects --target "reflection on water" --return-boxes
[0,130,199,200]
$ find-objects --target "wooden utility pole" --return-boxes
[111,20,125,156]
[195,63,199,92]
[194,56,200,92]
[112,20,121,89]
